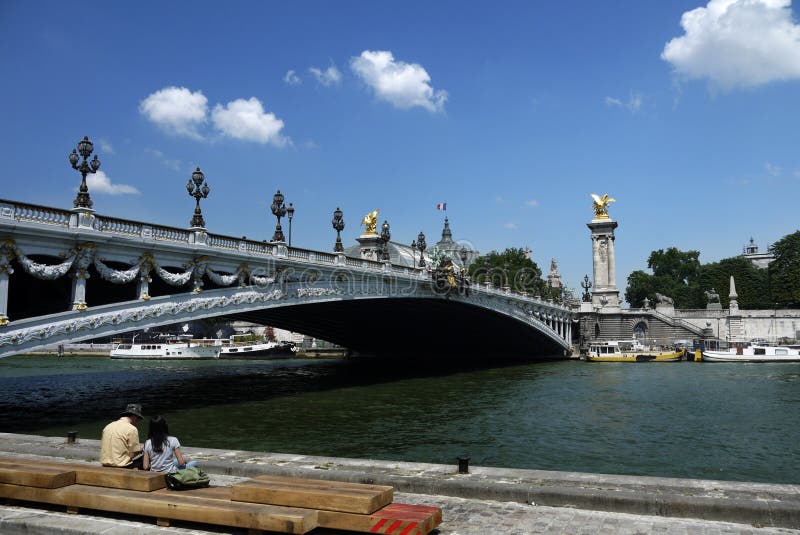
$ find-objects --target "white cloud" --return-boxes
[145,148,182,171]
[765,161,782,176]
[284,70,301,85]
[350,50,447,112]
[503,222,518,230]
[309,65,342,86]
[794,169,800,178]
[139,87,208,139]
[662,0,800,90]
[86,170,140,195]
[98,138,114,154]
[605,92,642,113]
[525,199,540,207]
[211,97,288,146]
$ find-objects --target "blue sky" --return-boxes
[1,0,799,301]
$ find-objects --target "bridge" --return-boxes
[0,199,573,359]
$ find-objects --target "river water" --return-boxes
[0,355,798,484]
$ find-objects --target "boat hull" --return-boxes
[588,350,684,363]
[110,344,220,360]
[220,342,295,359]
[702,350,800,363]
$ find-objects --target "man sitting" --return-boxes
[100,403,144,469]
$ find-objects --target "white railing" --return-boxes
[207,234,239,250]
[96,216,142,235]
[13,203,70,227]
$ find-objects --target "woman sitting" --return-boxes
[142,415,198,473]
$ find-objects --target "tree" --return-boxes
[624,270,655,308]
[698,256,769,309]
[769,230,800,307]
[623,248,702,308]
[468,248,549,297]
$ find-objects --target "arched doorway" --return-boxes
[633,321,648,345]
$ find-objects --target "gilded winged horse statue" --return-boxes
[590,193,616,219]
[361,209,380,235]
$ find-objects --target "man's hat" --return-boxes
[120,403,143,420]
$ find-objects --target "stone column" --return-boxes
[588,218,620,311]
[0,251,12,325]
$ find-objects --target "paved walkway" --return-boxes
[0,433,798,534]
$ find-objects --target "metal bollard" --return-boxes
[67,431,77,444]
[457,455,470,474]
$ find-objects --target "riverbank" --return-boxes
[0,433,797,533]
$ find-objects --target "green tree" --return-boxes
[698,256,769,309]
[624,270,655,308]
[768,230,800,307]
[623,248,702,308]
[468,248,549,296]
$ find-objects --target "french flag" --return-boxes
[436,202,447,211]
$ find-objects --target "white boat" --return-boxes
[219,338,296,359]
[702,345,800,362]
[586,340,685,362]
[110,335,221,360]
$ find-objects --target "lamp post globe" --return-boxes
[287,203,295,247]
[69,135,101,209]
[270,190,287,243]
[187,167,210,228]
[332,207,345,252]
[416,231,426,267]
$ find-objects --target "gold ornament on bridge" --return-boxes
[361,209,380,235]
[590,193,616,220]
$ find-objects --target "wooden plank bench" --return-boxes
[0,482,318,534]
[0,462,76,489]
[232,475,394,514]
[0,456,165,491]
[231,476,441,534]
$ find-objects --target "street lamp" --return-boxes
[581,274,592,302]
[186,167,210,228]
[270,190,287,243]
[69,136,101,209]
[416,231,426,267]
[332,207,345,252]
[380,220,391,261]
[287,203,295,247]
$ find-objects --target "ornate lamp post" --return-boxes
[69,136,101,209]
[186,167,210,228]
[416,231,426,267]
[459,248,468,268]
[270,190,287,242]
[332,207,345,252]
[287,203,295,247]
[581,274,593,302]
[380,220,391,261]
[411,239,417,267]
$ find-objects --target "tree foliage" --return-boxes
[468,248,552,297]
[623,230,800,309]
[769,230,800,307]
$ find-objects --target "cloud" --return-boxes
[86,170,140,195]
[98,138,114,154]
[284,70,301,85]
[525,199,540,207]
[211,97,288,146]
[605,91,642,113]
[350,50,447,112]
[662,0,800,90]
[309,65,342,86]
[139,86,208,139]
[145,148,182,171]
[765,161,782,176]
[794,169,800,178]
[503,222,518,230]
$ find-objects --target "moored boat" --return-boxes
[702,345,800,363]
[219,338,296,359]
[586,340,685,362]
[110,334,221,360]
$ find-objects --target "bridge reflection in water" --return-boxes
[0,198,572,359]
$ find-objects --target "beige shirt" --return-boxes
[99,417,140,467]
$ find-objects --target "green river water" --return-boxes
[0,355,797,484]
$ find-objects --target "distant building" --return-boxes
[742,237,774,269]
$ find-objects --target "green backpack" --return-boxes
[165,466,210,490]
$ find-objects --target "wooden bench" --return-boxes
[231,475,441,534]
[232,475,394,513]
[0,482,318,533]
[0,457,441,534]
[0,456,165,491]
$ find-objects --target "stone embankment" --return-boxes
[0,433,798,534]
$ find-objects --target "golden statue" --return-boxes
[590,193,616,219]
[361,209,380,235]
